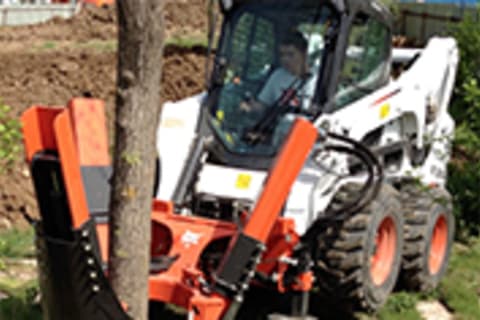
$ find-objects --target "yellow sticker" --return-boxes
[225,133,234,144]
[379,103,390,119]
[216,110,224,121]
[161,118,184,128]
[235,173,252,190]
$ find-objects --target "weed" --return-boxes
[31,41,58,52]
[0,102,21,173]
[76,39,118,52]
[446,7,480,237]
[0,280,41,320]
[0,229,38,319]
[374,292,422,320]
[0,228,35,259]
[166,36,208,49]
[41,41,57,50]
[437,240,480,320]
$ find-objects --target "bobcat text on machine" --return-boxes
[21,0,458,319]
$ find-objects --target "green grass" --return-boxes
[0,228,35,260]
[0,228,40,320]
[30,41,58,52]
[29,36,208,54]
[437,239,480,320]
[75,39,118,52]
[0,280,42,320]
[375,292,423,320]
[165,36,208,49]
[0,103,22,173]
[0,227,477,319]
[365,239,480,320]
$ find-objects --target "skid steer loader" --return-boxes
[21,0,458,319]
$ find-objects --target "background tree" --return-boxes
[447,8,480,239]
[108,1,165,319]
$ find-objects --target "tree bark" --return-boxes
[109,1,165,319]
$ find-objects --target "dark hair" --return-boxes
[280,31,308,53]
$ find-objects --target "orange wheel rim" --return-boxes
[429,215,448,275]
[370,217,397,286]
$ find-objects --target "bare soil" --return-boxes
[0,1,208,228]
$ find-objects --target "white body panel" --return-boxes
[196,164,267,201]
[156,37,458,236]
[156,93,205,200]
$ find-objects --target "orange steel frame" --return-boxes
[51,0,114,6]
[81,0,114,6]
[21,98,318,320]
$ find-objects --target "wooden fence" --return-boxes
[396,3,479,44]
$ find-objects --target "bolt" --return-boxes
[285,234,292,243]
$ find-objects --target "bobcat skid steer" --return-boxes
[21,0,458,319]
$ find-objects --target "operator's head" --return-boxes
[279,31,308,77]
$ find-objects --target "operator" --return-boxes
[240,31,315,113]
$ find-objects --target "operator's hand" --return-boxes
[240,100,264,113]
[240,100,253,112]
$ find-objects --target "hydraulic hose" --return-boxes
[302,131,383,243]
[327,131,384,210]
[322,144,375,216]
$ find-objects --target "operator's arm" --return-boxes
[240,70,278,112]
[239,99,264,112]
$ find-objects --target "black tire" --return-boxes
[313,183,404,313]
[399,184,455,291]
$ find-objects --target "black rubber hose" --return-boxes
[303,144,375,243]
[327,132,384,210]
[327,132,384,182]
[302,132,384,243]
[323,144,375,216]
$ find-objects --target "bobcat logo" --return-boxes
[180,230,203,248]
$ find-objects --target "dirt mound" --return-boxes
[0,166,36,230]
[0,0,210,229]
[0,43,207,228]
[0,50,116,112]
[0,46,206,115]
[0,5,117,42]
[165,0,208,39]
[0,0,208,43]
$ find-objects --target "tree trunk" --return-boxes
[108,1,165,319]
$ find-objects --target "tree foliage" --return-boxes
[447,9,480,238]
[0,103,21,172]
[379,0,399,15]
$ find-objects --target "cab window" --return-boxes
[229,13,275,82]
[335,14,390,109]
